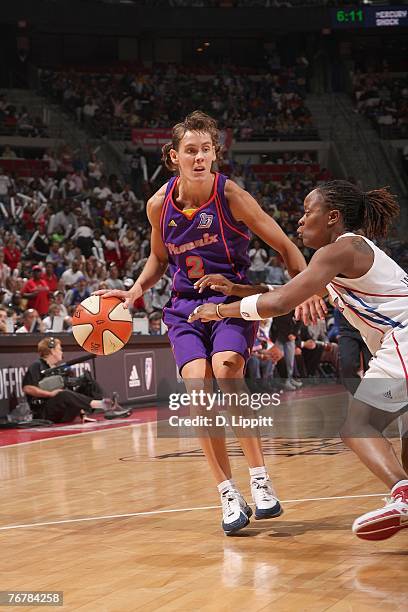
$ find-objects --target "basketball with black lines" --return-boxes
[72,295,132,356]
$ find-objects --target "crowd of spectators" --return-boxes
[39,61,317,141]
[0,142,160,334]
[0,94,48,138]
[352,71,408,139]
[223,157,332,250]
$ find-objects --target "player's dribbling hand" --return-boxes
[194,274,234,295]
[294,295,327,325]
[188,303,218,323]
[92,284,142,309]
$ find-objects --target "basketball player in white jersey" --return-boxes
[189,180,408,541]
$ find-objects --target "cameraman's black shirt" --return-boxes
[22,359,50,407]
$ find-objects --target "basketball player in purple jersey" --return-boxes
[191,180,408,541]
[95,111,325,535]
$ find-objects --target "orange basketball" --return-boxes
[72,295,132,356]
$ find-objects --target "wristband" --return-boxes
[240,294,263,320]
[267,285,275,292]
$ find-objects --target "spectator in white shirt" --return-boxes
[265,255,286,285]
[106,263,125,291]
[93,177,112,200]
[60,258,83,289]
[0,169,12,199]
[0,249,10,285]
[16,308,45,333]
[92,229,105,263]
[248,239,268,283]
[151,275,171,311]
[48,203,78,236]
[119,184,137,204]
[83,98,99,121]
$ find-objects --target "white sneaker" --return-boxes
[289,378,303,388]
[352,485,408,541]
[251,476,283,519]
[283,380,297,391]
[221,489,252,535]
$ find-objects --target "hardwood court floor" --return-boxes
[1,392,407,611]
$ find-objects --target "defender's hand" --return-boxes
[295,295,327,325]
[194,274,234,295]
[188,303,219,323]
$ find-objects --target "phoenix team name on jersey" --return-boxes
[165,232,219,256]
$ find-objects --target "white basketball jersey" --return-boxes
[326,232,408,355]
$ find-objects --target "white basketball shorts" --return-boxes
[354,324,408,414]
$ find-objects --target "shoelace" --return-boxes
[221,492,240,518]
[382,492,408,506]
[252,479,274,502]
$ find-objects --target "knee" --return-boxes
[213,360,243,380]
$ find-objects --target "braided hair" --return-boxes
[317,180,399,239]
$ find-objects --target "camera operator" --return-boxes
[22,337,123,423]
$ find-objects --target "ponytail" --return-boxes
[318,180,399,239]
[363,187,400,239]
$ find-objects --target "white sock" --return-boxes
[217,479,236,494]
[249,466,268,480]
[391,479,408,494]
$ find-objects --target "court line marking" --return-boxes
[0,492,386,532]
[0,388,347,449]
[0,420,146,449]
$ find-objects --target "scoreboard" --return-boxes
[331,6,408,29]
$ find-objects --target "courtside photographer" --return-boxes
[22,337,129,423]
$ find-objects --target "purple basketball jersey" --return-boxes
[160,173,250,295]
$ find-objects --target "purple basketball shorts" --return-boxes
[162,295,258,374]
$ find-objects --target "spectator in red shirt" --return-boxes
[22,265,50,316]
[41,262,58,293]
[3,235,21,271]
[104,230,124,271]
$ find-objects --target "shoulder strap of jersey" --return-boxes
[335,232,376,249]
[215,172,250,240]
[164,176,177,199]
[335,232,356,241]
[160,177,177,241]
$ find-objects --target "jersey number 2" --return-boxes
[186,255,204,279]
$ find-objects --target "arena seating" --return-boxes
[39,63,318,142]
[352,71,408,139]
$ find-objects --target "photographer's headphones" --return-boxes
[47,337,57,349]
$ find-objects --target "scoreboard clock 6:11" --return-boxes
[335,9,364,26]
